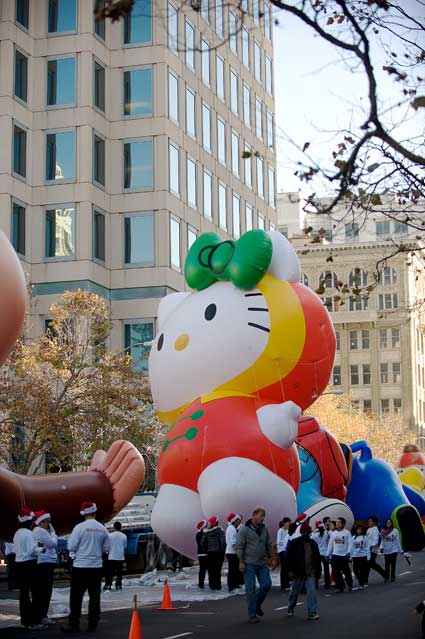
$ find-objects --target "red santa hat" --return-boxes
[315,520,324,529]
[80,501,97,516]
[18,507,34,523]
[226,513,242,525]
[295,512,308,525]
[196,519,207,530]
[208,516,219,527]
[34,510,51,526]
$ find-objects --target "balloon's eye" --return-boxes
[157,334,164,351]
[204,304,217,321]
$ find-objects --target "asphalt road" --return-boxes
[1,560,424,639]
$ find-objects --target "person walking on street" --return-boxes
[237,507,273,624]
[104,522,127,591]
[4,542,17,591]
[311,521,330,589]
[203,516,226,591]
[225,513,244,592]
[380,519,405,583]
[195,520,208,589]
[33,510,58,626]
[276,517,291,590]
[366,515,386,584]
[62,501,110,634]
[286,522,321,620]
[13,507,42,630]
[351,525,370,589]
[327,517,353,593]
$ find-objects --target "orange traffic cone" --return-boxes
[157,579,176,611]
[129,595,142,639]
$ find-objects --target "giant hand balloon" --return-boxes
[150,230,336,558]
[0,233,145,540]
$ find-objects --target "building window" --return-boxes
[349,269,368,287]
[46,130,75,182]
[168,70,179,124]
[362,364,371,385]
[232,193,240,239]
[216,55,225,101]
[219,182,227,230]
[268,167,275,208]
[345,222,360,241]
[229,11,237,53]
[244,144,252,189]
[394,220,408,236]
[13,125,26,178]
[392,327,400,348]
[335,330,340,350]
[94,61,105,111]
[45,207,75,258]
[123,138,153,191]
[361,329,370,349]
[12,203,26,256]
[381,266,397,285]
[185,88,196,138]
[124,67,153,116]
[246,204,253,231]
[16,0,29,29]
[124,213,154,265]
[124,0,152,44]
[380,362,389,383]
[393,362,401,383]
[47,57,76,106]
[394,398,402,415]
[376,220,390,238]
[185,19,195,70]
[201,0,209,22]
[203,169,212,219]
[264,3,272,39]
[169,142,180,196]
[242,27,250,68]
[167,2,178,53]
[379,329,388,349]
[170,216,181,270]
[349,330,358,350]
[202,103,211,152]
[188,225,197,250]
[124,321,154,373]
[255,97,262,139]
[363,399,372,414]
[230,71,238,114]
[258,215,265,230]
[350,365,359,385]
[15,50,28,102]
[93,209,105,262]
[215,0,223,37]
[217,118,226,165]
[48,0,76,33]
[93,134,105,186]
[186,156,196,209]
[319,271,338,289]
[94,1,105,39]
[243,84,251,128]
[231,130,239,177]
[201,39,210,86]
[253,0,259,25]
[381,399,390,415]
[378,293,398,310]
[267,110,273,148]
[256,156,264,199]
[332,365,341,386]
[265,56,273,95]
[254,40,261,82]
[349,295,369,311]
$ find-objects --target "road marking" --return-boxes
[274,602,304,611]
[398,571,412,576]
[162,634,193,639]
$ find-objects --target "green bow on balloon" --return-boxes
[184,230,273,291]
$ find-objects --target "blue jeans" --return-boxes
[243,564,272,618]
[288,576,317,615]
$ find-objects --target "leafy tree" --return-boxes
[0,290,164,477]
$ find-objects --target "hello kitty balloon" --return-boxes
[149,230,336,558]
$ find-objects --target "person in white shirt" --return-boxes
[62,501,110,634]
[276,517,291,590]
[225,513,244,592]
[327,516,353,593]
[4,541,16,591]
[104,521,127,590]
[13,507,42,630]
[32,510,58,625]
[380,519,404,583]
[366,515,386,584]
[351,525,370,589]
[311,521,331,589]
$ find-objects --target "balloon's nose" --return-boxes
[174,334,189,351]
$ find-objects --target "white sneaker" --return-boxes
[42,618,56,625]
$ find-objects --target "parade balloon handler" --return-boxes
[32,510,58,626]
[225,513,244,592]
[380,519,411,583]
[104,521,127,591]
[13,508,43,630]
[350,525,370,589]
[202,516,226,591]
[276,517,292,590]
[327,517,353,593]
[311,521,331,589]
[195,520,208,589]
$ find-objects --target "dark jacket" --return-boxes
[286,535,321,579]
[196,530,207,556]
[237,519,272,566]
[202,527,226,554]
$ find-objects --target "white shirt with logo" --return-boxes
[68,519,110,568]
[13,528,39,562]
[350,535,370,559]
[327,529,352,557]
[380,528,402,555]
[33,526,58,564]
[276,528,290,554]
[225,524,239,555]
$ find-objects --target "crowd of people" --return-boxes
[195,508,412,624]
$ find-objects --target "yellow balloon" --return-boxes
[400,467,425,494]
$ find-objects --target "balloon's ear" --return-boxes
[0,232,26,366]
[157,292,191,329]
[266,230,301,282]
